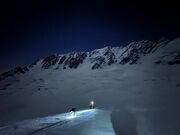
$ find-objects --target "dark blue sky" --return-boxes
[0,0,179,70]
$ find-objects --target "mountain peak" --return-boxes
[0,37,180,81]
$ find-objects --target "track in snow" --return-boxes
[0,109,101,135]
[28,119,69,135]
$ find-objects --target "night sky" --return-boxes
[0,0,179,71]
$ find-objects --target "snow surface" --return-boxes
[0,38,180,135]
[0,109,115,135]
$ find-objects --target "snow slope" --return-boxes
[0,109,115,135]
[0,37,180,135]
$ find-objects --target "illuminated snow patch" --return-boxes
[77,109,96,114]
[66,109,97,120]
[66,115,77,119]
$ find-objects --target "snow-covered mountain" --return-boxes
[1,37,180,81]
[0,37,180,135]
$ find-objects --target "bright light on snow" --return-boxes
[66,111,77,119]
[66,109,96,120]
[78,109,96,114]
[66,115,77,119]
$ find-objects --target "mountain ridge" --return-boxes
[0,37,180,81]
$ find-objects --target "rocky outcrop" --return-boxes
[103,47,117,65]
[168,53,180,65]
[42,55,59,69]
[90,46,117,69]
[91,56,105,69]
[58,56,67,65]
[63,52,87,69]
[0,66,29,81]
[119,48,139,64]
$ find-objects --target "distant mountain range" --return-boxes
[1,37,180,81]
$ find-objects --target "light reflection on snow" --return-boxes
[77,109,96,114]
[0,109,99,135]
[66,109,96,120]
[66,115,77,119]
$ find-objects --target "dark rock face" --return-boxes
[14,67,26,74]
[104,47,117,65]
[168,60,180,65]
[58,56,67,65]
[136,41,157,54]
[90,47,117,69]
[22,66,29,72]
[64,52,87,69]
[118,40,165,65]
[0,66,29,81]
[129,55,139,64]
[0,71,14,79]
[119,48,140,64]
[155,60,162,64]
[42,55,59,69]
[89,49,99,57]
[91,56,105,69]
[92,63,101,69]
[119,57,130,64]
[168,54,180,65]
